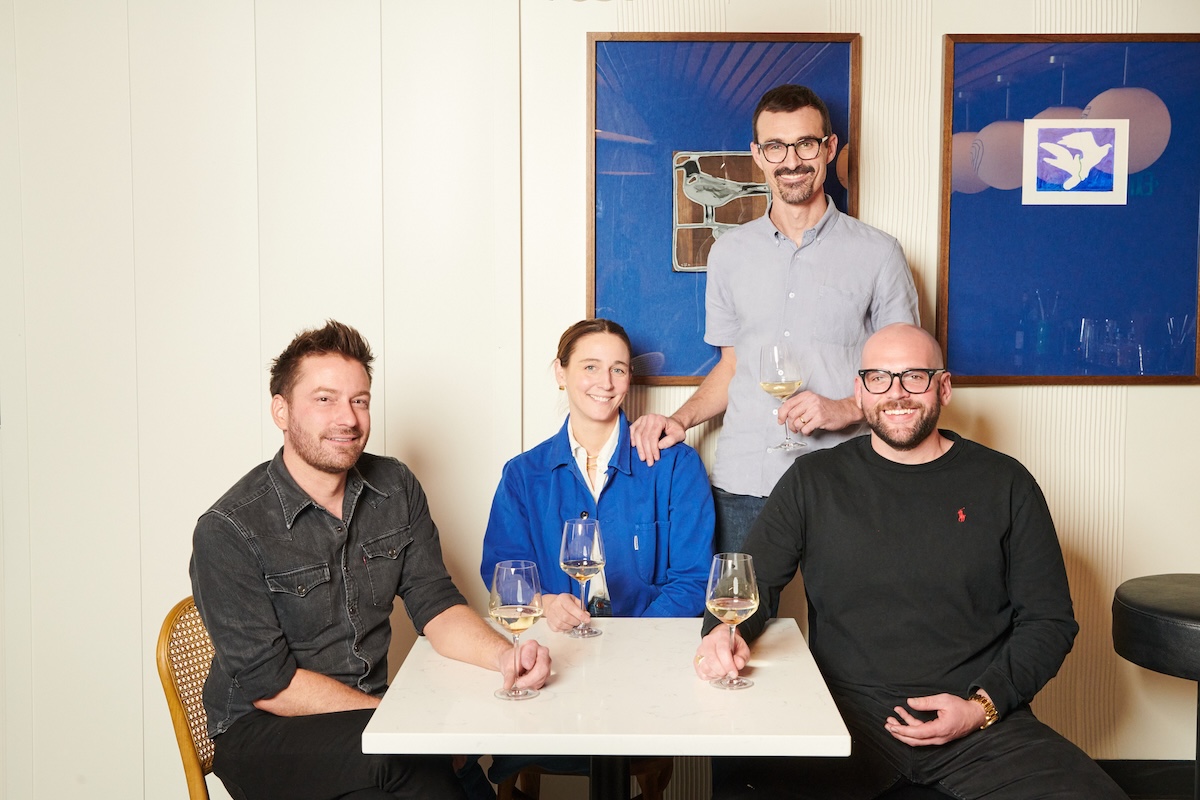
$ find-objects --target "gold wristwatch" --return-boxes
[968,693,999,729]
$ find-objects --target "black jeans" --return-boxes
[212,709,467,800]
[714,697,1128,800]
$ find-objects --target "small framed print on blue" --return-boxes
[1022,119,1129,205]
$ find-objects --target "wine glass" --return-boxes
[759,343,806,451]
[559,517,606,638]
[705,552,760,690]
[489,560,544,700]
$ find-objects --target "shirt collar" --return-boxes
[770,193,840,246]
[265,448,383,528]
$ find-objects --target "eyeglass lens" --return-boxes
[759,138,823,163]
[861,370,937,394]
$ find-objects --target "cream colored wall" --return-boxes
[1,1,1199,798]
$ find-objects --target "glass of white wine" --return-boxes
[489,559,545,700]
[559,517,606,638]
[759,343,806,451]
[705,552,760,690]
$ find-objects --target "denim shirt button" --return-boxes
[297,584,306,593]
[387,549,398,557]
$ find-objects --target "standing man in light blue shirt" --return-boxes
[630,84,919,554]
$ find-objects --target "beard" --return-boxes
[773,164,818,205]
[865,399,941,451]
[288,426,365,474]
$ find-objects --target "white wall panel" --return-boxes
[125,2,260,797]
[0,0,32,794]
[11,0,143,794]
[254,0,386,459]
[380,0,523,621]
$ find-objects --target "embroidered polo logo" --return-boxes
[957,507,967,523]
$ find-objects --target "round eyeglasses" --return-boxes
[756,135,829,164]
[857,368,946,395]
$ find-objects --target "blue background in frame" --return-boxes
[946,39,1200,379]
[593,38,853,379]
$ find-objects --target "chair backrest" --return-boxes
[156,596,216,800]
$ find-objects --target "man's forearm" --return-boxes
[424,603,510,671]
[253,668,380,717]
[672,348,735,429]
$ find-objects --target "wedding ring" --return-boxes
[694,654,705,665]
[799,417,808,425]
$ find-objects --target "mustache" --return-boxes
[774,165,815,179]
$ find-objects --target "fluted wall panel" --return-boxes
[833,0,941,324]
[1036,0,1138,33]
[1016,386,1128,755]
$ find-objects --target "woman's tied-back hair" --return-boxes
[555,318,633,368]
[269,319,375,399]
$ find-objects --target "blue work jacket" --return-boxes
[481,413,715,617]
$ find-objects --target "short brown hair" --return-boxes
[269,320,374,398]
[555,318,632,367]
[752,84,832,142]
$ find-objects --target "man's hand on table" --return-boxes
[543,592,590,633]
[693,625,750,681]
[498,638,551,691]
[884,692,990,746]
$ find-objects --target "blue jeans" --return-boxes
[712,487,768,555]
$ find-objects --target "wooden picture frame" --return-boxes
[588,33,861,384]
[937,34,1200,385]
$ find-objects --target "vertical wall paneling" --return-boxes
[253,0,386,460]
[1035,0,1137,33]
[520,0,620,451]
[126,3,261,797]
[380,0,524,623]
[834,1,940,325]
[1017,386,1127,756]
[11,0,144,794]
[0,0,32,793]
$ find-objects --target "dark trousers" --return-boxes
[712,487,768,555]
[212,709,468,800]
[714,697,1128,800]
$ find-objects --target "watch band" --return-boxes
[968,693,999,729]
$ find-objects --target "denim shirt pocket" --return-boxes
[812,285,870,347]
[360,527,413,606]
[632,522,664,584]
[265,563,333,642]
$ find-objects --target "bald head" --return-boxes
[861,324,944,372]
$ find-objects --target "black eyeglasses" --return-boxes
[756,135,829,163]
[857,369,946,395]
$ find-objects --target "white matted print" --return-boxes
[1022,118,1129,205]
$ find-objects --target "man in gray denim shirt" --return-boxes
[191,320,550,800]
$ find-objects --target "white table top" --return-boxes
[363,617,850,758]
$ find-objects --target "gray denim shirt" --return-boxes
[190,449,466,737]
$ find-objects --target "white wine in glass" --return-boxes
[560,517,606,638]
[759,343,806,451]
[489,560,544,700]
[705,552,760,690]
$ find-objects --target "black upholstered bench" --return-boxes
[1112,573,1200,800]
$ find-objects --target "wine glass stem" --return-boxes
[782,403,793,442]
[727,623,737,668]
[511,632,521,689]
[578,579,590,627]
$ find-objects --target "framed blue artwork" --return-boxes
[588,33,860,384]
[938,34,1200,384]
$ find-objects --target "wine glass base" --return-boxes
[495,687,540,701]
[710,676,754,690]
[567,624,603,638]
[767,441,807,452]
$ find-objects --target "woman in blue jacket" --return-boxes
[480,318,715,630]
